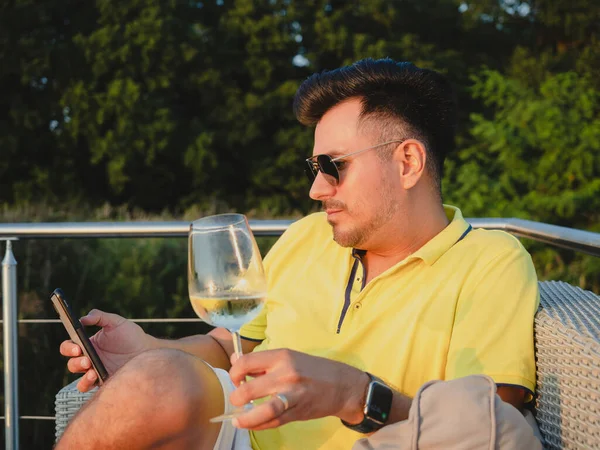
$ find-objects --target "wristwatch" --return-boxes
[341,372,393,433]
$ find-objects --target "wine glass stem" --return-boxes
[231,330,244,359]
[231,329,253,406]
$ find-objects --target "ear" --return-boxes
[393,139,427,190]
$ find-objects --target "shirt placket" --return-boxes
[336,251,366,334]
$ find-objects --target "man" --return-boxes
[58,58,541,449]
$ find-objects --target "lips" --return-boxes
[322,201,345,218]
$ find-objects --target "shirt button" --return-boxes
[354,303,362,310]
[356,277,361,282]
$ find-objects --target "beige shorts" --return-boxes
[212,367,252,450]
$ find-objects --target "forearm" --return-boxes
[150,329,231,370]
[150,327,259,371]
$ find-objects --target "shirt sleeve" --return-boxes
[445,243,539,399]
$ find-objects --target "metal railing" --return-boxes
[1,217,599,255]
[1,217,600,450]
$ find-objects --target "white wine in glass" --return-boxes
[188,213,267,422]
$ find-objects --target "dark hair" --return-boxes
[293,58,457,194]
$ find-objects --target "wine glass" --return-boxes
[188,213,267,422]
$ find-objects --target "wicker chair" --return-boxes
[55,281,600,447]
[534,281,600,449]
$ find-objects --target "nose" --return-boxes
[309,171,336,201]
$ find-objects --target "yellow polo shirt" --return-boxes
[241,205,539,450]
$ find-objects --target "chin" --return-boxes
[332,227,362,248]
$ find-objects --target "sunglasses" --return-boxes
[304,140,405,186]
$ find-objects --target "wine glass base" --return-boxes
[210,405,251,423]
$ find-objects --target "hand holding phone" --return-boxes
[51,288,109,384]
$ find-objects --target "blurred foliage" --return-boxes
[0,0,534,214]
[444,0,600,292]
[1,0,596,224]
[0,0,599,446]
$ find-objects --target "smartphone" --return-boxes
[51,288,109,384]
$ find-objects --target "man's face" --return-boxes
[309,98,403,248]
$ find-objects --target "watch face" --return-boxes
[366,381,393,424]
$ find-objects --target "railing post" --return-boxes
[2,239,19,450]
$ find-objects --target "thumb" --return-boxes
[81,309,126,329]
[230,352,240,365]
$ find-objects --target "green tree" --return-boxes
[2,0,532,215]
[59,0,312,213]
[444,0,600,289]
[0,0,100,205]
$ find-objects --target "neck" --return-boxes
[362,200,449,283]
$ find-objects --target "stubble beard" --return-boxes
[328,182,399,248]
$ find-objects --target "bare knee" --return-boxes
[59,348,224,449]
[106,348,224,424]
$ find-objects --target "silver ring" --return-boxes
[275,393,290,411]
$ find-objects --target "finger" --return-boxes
[232,394,292,430]
[81,309,126,329]
[76,370,98,392]
[230,369,267,388]
[59,340,81,357]
[243,414,292,432]
[243,394,296,431]
[229,349,287,385]
[67,356,91,374]
[230,372,279,406]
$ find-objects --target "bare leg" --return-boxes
[56,349,225,450]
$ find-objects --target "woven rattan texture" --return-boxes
[54,378,98,441]
[535,281,600,449]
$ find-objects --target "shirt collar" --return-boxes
[410,205,471,266]
[351,248,366,259]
